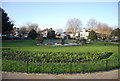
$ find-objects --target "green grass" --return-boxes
[2,40,118,53]
[2,39,120,74]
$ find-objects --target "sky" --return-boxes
[1,2,118,30]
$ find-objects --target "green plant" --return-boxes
[28,29,37,40]
[97,38,102,41]
[80,39,87,45]
[47,28,56,39]
[88,30,97,41]
[35,37,44,44]
[2,48,119,74]
[1,8,14,34]
[2,40,119,74]
[111,39,120,42]
[111,28,120,39]
[104,39,111,42]
[61,39,65,45]
[2,48,113,64]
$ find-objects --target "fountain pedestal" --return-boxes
[61,39,65,45]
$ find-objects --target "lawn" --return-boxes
[2,39,120,74]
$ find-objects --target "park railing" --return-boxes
[2,59,120,74]
[2,48,120,74]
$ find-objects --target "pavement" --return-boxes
[2,69,119,79]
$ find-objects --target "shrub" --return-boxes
[2,36,9,40]
[28,29,37,40]
[97,38,102,41]
[79,39,87,45]
[104,39,111,42]
[88,30,97,41]
[110,28,120,39]
[76,39,87,45]
[79,39,87,42]
[61,39,65,45]
[47,29,56,39]
[35,37,44,44]
[111,40,120,42]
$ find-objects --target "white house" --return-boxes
[79,28,90,39]
[41,28,48,38]
[65,28,90,39]
[61,32,67,39]
[69,33,74,38]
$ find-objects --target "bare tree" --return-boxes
[87,19,98,30]
[27,24,38,31]
[66,18,82,34]
[36,28,42,34]
[96,23,113,38]
[19,26,28,37]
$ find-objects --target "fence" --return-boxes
[2,59,120,74]
[2,48,120,74]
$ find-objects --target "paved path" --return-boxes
[2,69,119,79]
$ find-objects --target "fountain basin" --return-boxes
[46,42,81,46]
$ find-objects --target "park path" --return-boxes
[2,69,119,79]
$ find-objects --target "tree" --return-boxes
[13,27,17,35]
[66,18,82,34]
[88,30,97,41]
[111,28,120,39]
[36,28,41,34]
[87,19,98,30]
[27,24,38,31]
[36,32,44,44]
[19,26,28,37]
[96,23,113,38]
[1,8,14,34]
[47,28,55,39]
[28,29,37,40]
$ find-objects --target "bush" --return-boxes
[110,28,120,39]
[76,39,87,45]
[79,39,87,42]
[97,38,102,41]
[79,39,87,45]
[104,39,111,42]
[61,39,65,45]
[28,29,37,40]
[47,29,55,39]
[35,37,44,44]
[111,40,120,42]
[2,35,13,40]
[88,30,97,41]
[13,36,20,40]
[2,36,9,40]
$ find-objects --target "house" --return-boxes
[79,28,90,39]
[41,28,49,38]
[61,32,68,39]
[41,28,55,39]
[64,31,73,38]
[55,32,62,39]
[64,28,90,39]
[96,33,102,39]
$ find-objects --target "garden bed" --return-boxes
[2,40,120,74]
